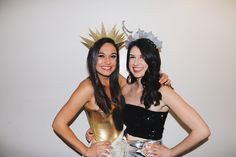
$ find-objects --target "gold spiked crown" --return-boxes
[80,23,125,50]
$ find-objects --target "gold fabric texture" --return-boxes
[85,107,121,142]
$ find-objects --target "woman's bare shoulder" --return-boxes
[159,85,173,93]
[121,83,132,96]
[118,74,127,88]
[159,85,177,103]
[80,78,92,86]
[74,78,94,96]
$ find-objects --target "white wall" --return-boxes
[0,0,236,156]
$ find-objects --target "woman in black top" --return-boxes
[122,38,210,157]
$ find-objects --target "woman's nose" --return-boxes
[134,58,140,65]
[104,57,111,64]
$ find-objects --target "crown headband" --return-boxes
[122,21,163,51]
[81,23,125,50]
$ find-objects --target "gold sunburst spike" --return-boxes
[88,29,99,41]
[80,23,125,50]
[101,23,106,37]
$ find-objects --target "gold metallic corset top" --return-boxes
[85,107,122,142]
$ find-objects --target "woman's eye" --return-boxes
[98,54,104,58]
[111,55,117,58]
[129,55,135,59]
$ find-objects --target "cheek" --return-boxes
[144,62,149,69]
[128,62,133,70]
[128,59,134,66]
[110,60,117,67]
[96,58,102,64]
[112,58,117,64]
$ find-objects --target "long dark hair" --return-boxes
[87,37,123,114]
[126,38,162,109]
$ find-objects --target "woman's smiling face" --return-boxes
[96,43,118,77]
[128,46,148,79]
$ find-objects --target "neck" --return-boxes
[136,78,142,86]
[133,79,143,93]
[98,74,110,87]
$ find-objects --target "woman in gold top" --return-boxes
[52,37,126,157]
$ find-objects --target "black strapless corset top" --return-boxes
[123,104,168,140]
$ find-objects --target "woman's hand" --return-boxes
[84,141,112,157]
[85,128,95,143]
[143,142,172,157]
[159,73,172,86]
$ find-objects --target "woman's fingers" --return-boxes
[93,141,112,155]
[143,143,161,157]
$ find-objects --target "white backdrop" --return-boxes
[1,0,236,156]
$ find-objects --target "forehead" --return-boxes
[99,43,117,54]
[130,46,141,55]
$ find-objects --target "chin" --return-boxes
[132,73,144,78]
[98,72,113,78]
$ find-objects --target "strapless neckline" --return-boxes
[125,104,168,113]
